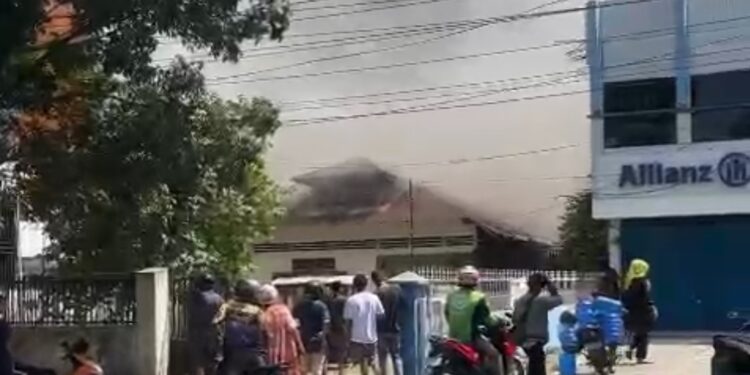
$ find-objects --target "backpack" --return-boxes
[224,318,263,351]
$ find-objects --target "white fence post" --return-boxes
[136,268,171,375]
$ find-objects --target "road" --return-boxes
[576,338,713,375]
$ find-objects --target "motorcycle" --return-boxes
[427,319,526,375]
[577,325,609,375]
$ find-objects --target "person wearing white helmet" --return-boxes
[445,266,501,375]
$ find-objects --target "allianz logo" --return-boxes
[618,152,750,188]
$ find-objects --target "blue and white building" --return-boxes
[587,0,750,330]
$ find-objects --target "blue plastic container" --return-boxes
[593,296,624,345]
[559,352,577,375]
[575,298,598,327]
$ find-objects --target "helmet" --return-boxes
[457,265,480,287]
[234,279,261,302]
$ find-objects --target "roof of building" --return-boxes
[268,158,533,243]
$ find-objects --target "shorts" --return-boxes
[349,342,376,363]
[327,331,348,363]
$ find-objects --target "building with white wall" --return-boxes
[587,0,750,330]
[252,158,550,281]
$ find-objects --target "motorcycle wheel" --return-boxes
[588,349,609,375]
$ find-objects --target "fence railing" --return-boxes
[3,276,136,326]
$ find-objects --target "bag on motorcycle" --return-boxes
[712,335,750,375]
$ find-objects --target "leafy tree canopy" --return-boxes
[557,191,608,271]
[1,0,290,278]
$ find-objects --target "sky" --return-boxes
[21,0,593,256]
[157,0,592,243]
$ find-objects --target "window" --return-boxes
[692,70,750,142]
[291,258,336,275]
[603,78,676,148]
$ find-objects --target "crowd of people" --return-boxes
[187,260,655,375]
[187,271,403,375]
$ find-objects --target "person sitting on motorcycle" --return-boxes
[445,266,501,375]
[67,338,103,375]
[214,279,266,375]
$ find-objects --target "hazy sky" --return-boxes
[155,0,592,243]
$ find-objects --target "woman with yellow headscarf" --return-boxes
[622,259,656,364]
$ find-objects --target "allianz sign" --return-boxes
[618,152,750,188]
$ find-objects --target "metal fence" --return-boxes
[3,276,136,326]
[414,266,599,309]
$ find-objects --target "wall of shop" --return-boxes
[620,215,750,331]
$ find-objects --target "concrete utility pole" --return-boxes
[408,179,415,268]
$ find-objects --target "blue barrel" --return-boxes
[558,323,579,353]
[559,352,577,375]
[389,271,431,375]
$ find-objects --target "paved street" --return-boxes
[576,339,714,375]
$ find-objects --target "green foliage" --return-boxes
[17,61,283,278]
[0,1,290,278]
[557,191,608,271]
[1,0,290,162]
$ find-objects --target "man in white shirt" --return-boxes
[344,274,385,375]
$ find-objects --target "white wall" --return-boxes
[590,0,750,219]
[253,245,472,282]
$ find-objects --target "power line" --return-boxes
[157,10,750,65]
[204,23,750,85]
[203,0,658,81]
[283,52,750,125]
[292,0,454,13]
[289,144,581,171]
[206,42,573,84]
[281,30,750,113]
[272,49,746,122]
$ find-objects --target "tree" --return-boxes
[1,0,289,162]
[17,60,283,277]
[1,1,291,277]
[557,191,608,271]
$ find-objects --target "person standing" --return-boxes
[371,271,403,375]
[260,284,304,375]
[326,281,349,375]
[214,279,265,375]
[293,282,330,375]
[344,274,384,375]
[187,274,224,375]
[512,273,563,375]
[622,259,656,364]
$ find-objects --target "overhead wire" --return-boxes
[155,6,750,64]
[284,51,750,125]
[203,0,657,81]
[280,31,750,113]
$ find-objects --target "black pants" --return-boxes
[524,341,546,375]
[630,332,649,360]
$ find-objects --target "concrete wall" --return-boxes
[589,0,750,219]
[253,245,472,282]
[11,326,136,375]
